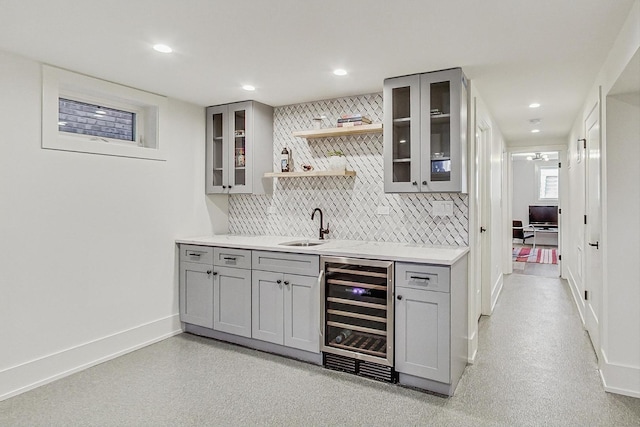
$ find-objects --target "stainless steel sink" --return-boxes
[279,240,326,247]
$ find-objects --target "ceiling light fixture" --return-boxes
[527,152,549,161]
[529,103,541,108]
[333,69,347,76]
[242,84,256,91]
[153,44,173,53]
[531,129,540,133]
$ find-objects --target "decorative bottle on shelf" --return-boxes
[334,329,352,344]
[281,147,290,172]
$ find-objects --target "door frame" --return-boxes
[584,96,603,360]
[505,146,566,278]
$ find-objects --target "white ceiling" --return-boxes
[0,0,635,142]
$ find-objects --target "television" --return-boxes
[529,205,558,228]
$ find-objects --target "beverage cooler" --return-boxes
[320,256,395,382]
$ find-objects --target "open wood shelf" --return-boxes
[264,170,356,178]
[292,123,382,139]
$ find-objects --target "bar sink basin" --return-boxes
[278,240,326,247]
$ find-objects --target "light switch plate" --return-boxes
[432,201,454,216]
[376,206,390,215]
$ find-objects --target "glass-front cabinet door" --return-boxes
[383,68,467,193]
[205,102,253,194]
[420,69,465,192]
[383,75,421,193]
[206,105,227,191]
[228,101,252,193]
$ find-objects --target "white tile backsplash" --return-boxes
[229,93,469,246]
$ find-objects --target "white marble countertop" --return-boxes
[176,234,469,266]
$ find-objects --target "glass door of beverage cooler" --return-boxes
[383,75,421,193]
[321,257,394,367]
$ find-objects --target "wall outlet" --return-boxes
[432,201,454,217]
[376,206,390,215]
[267,206,277,214]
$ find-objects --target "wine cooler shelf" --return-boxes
[327,330,387,358]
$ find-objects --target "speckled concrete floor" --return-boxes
[1,274,639,426]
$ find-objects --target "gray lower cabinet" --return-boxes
[179,261,214,329]
[394,258,468,395]
[213,265,252,338]
[395,285,450,383]
[252,251,320,353]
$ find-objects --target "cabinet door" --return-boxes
[205,105,229,194]
[251,270,284,345]
[228,101,252,194]
[179,261,214,328]
[283,273,320,353]
[383,74,421,193]
[395,287,450,383]
[419,69,464,192]
[213,266,252,337]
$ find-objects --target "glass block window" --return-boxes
[58,98,136,142]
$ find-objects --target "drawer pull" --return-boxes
[410,276,430,281]
[223,257,237,261]
[188,252,202,257]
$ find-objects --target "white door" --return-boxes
[584,102,602,358]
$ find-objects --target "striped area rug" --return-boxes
[512,247,558,264]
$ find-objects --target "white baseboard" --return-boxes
[600,350,640,398]
[490,273,504,314]
[0,314,182,402]
[467,329,478,364]
[566,267,586,325]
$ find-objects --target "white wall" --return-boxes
[467,85,505,362]
[0,51,228,400]
[565,0,640,398]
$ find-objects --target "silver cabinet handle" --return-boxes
[410,276,430,281]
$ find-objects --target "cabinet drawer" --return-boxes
[180,245,214,265]
[395,263,450,293]
[252,251,319,276]
[214,248,252,269]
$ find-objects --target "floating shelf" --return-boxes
[292,123,382,139]
[264,170,356,178]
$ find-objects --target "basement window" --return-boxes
[42,65,167,160]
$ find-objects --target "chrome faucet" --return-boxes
[311,208,330,240]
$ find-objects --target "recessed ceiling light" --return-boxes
[333,69,347,76]
[153,44,173,53]
[529,103,541,108]
[242,85,256,91]
[95,110,106,115]
[531,129,540,133]
[58,121,66,126]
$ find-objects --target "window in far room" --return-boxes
[537,165,559,201]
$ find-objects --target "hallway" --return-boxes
[1,274,638,425]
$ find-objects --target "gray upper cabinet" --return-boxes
[205,101,273,195]
[384,68,468,193]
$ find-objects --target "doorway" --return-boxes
[508,150,563,278]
